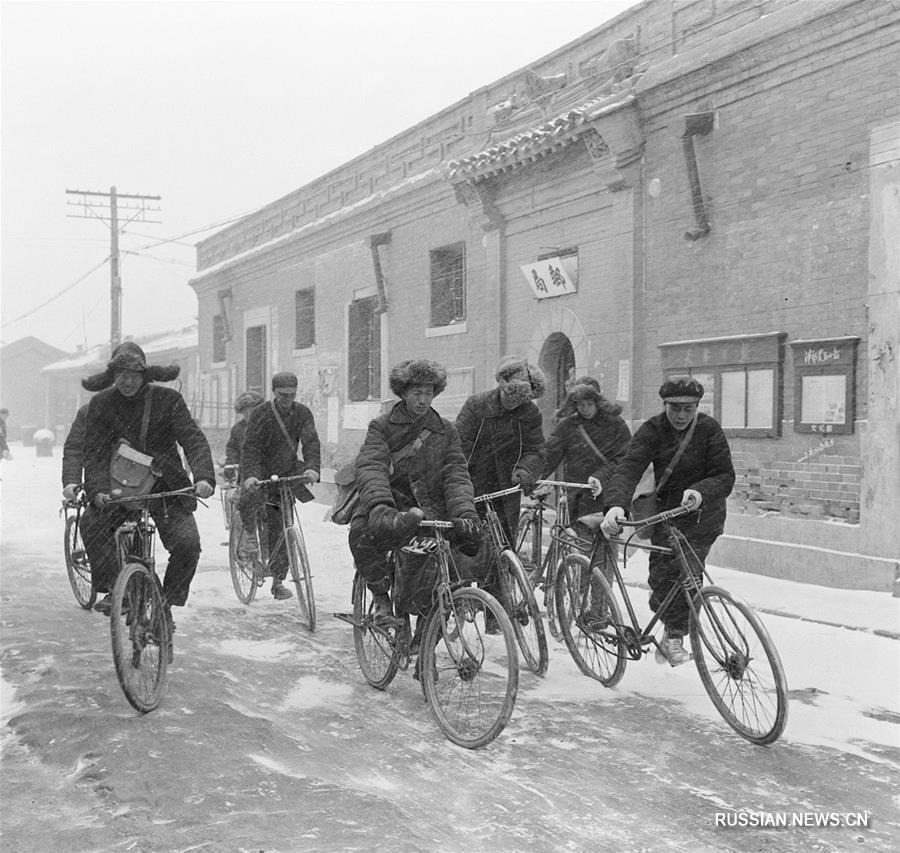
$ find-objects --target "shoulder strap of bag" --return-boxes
[577,424,610,467]
[654,412,698,495]
[270,400,299,456]
[137,386,153,452]
[390,428,432,469]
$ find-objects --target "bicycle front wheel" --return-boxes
[555,553,626,687]
[352,572,401,689]
[110,562,168,713]
[228,512,258,604]
[64,514,95,610]
[499,549,548,675]
[419,587,518,749]
[287,525,315,632]
[515,510,540,582]
[690,586,788,745]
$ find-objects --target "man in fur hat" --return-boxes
[349,358,480,623]
[239,372,321,600]
[79,341,216,624]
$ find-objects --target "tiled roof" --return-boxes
[446,91,634,182]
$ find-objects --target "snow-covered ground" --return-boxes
[1,447,899,852]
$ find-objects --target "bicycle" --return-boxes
[475,486,548,676]
[228,474,316,631]
[336,520,519,749]
[555,506,789,745]
[515,479,593,640]
[61,486,94,610]
[106,486,198,713]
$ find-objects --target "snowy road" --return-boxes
[2,452,898,852]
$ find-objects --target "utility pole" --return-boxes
[65,186,162,348]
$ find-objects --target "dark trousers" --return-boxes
[348,515,408,595]
[238,490,289,580]
[647,530,717,636]
[81,502,201,606]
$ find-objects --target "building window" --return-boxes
[212,315,227,363]
[348,296,380,401]
[430,242,465,326]
[659,332,786,438]
[789,337,859,435]
[295,288,316,349]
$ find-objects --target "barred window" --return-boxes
[430,242,466,326]
[348,296,380,401]
[295,288,316,349]
[212,315,227,363]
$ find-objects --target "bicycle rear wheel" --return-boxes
[420,586,518,749]
[555,553,626,687]
[110,562,168,713]
[228,512,258,604]
[352,572,401,689]
[690,586,788,745]
[287,525,315,632]
[498,549,548,675]
[64,514,95,610]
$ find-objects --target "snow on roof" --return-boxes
[42,325,197,374]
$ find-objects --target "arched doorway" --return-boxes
[537,332,575,429]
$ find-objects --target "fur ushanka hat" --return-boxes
[81,341,180,392]
[495,355,545,409]
[389,359,448,397]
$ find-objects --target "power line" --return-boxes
[1,255,111,328]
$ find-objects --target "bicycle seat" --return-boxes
[577,513,605,531]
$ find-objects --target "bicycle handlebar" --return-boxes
[107,486,198,506]
[474,486,522,503]
[253,474,315,487]
[418,519,454,530]
[618,505,694,527]
[534,480,593,490]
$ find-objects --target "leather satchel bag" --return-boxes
[109,389,159,498]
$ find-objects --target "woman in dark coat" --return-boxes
[541,378,631,522]
[349,359,480,622]
[601,376,735,665]
[455,355,547,541]
[79,342,216,616]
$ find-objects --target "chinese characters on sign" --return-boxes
[520,256,578,299]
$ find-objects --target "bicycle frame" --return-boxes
[587,508,714,659]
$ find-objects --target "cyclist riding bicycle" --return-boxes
[348,358,481,624]
[599,376,735,665]
[223,390,265,481]
[239,372,321,601]
[78,342,216,621]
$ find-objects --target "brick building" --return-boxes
[190,0,900,590]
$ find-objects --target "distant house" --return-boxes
[0,336,67,442]
[42,325,200,441]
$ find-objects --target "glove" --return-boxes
[681,489,703,510]
[600,506,626,538]
[370,505,424,540]
[243,477,261,492]
[511,469,535,494]
[194,480,215,499]
[452,517,482,556]
[62,483,79,502]
[587,476,603,498]
[299,469,320,485]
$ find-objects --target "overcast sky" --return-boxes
[1,0,634,353]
